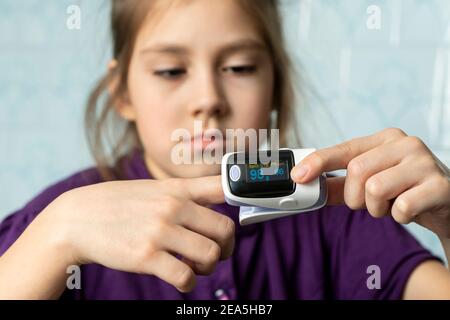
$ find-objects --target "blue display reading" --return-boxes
[246,161,289,183]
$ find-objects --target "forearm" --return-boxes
[0,206,75,299]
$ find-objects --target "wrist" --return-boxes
[37,193,82,267]
[0,195,81,299]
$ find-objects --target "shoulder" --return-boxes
[290,203,431,255]
[314,204,441,299]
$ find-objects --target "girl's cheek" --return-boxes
[129,97,178,152]
[136,118,177,158]
[137,106,175,136]
[225,81,273,126]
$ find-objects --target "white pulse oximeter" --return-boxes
[221,148,328,225]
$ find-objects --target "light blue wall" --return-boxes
[1,1,449,261]
[280,0,450,261]
[1,0,110,216]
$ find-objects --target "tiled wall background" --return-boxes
[1,1,449,260]
[0,0,110,214]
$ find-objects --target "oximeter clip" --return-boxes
[221,148,328,225]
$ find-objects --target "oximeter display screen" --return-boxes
[246,161,289,183]
[226,150,296,198]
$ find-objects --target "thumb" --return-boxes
[180,175,225,205]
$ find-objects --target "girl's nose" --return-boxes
[188,72,228,120]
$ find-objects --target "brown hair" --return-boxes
[85,0,299,181]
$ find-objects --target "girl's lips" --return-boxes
[181,131,227,151]
[190,136,222,150]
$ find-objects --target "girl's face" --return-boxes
[117,0,274,179]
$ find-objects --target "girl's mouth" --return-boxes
[189,132,224,151]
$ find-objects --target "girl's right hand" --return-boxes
[45,176,235,293]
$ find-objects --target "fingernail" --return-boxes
[292,165,308,181]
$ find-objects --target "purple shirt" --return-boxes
[0,150,439,299]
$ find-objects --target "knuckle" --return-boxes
[392,213,412,224]
[393,197,414,223]
[368,209,386,219]
[133,243,158,272]
[337,142,353,155]
[345,197,363,211]
[163,178,192,199]
[343,189,364,210]
[418,154,439,172]
[149,221,168,241]
[434,175,450,193]
[204,241,221,265]
[175,266,195,291]
[158,195,183,220]
[365,176,384,198]
[404,136,426,153]
[220,216,235,242]
[365,205,381,218]
[309,152,326,169]
[391,213,407,224]
[383,127,407,139]
[347,158,365,177]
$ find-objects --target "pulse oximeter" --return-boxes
[221,148,328,225]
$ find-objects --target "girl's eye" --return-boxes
[153,69,186,79]
[222,65,257,75]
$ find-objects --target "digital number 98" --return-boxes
[249,169,269,181]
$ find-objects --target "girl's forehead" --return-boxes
[134,0,263,50]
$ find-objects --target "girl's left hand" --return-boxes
[290,127,450,239]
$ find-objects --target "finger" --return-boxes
[181,257,198,273]
[391,175,450,224]
[179,202,235,260]
[325,176,346,206]
[172,175,225,205]
[163,225,221,275]
[365,160,435,219]
[344,142,402,209]
[343,140,422,210]
[146,251,196,293]
[291,128,406,183]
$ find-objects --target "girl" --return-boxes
[1,0,450,299]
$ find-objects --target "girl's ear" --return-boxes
[107,59,137,121]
